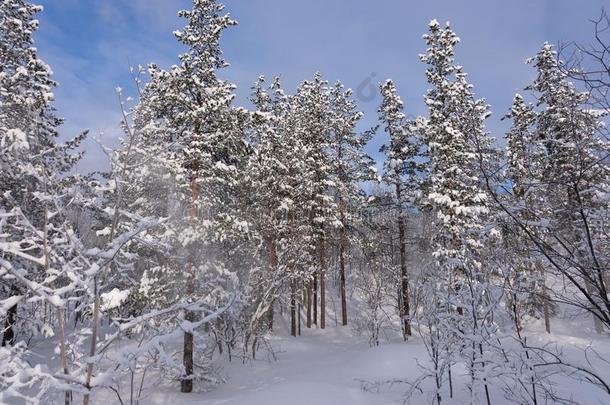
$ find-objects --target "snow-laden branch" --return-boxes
[96,293,237,357]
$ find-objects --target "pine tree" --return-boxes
[292,74,338,330]
[378,79,421,339]
[328,81,375,326]
[246,76,308,340]
[247,76,283,334]
[132,0,246,392]
[505,93,554,332]
[509,44,610,333]
[418,20,495,404]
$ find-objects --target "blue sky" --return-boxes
[35,0,608,172]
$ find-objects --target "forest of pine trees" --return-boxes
[1,1,610,404]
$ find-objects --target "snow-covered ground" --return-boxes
[127,311,610,405]
[14,300,610,404]
[146,320,417,405]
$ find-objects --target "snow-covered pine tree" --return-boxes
[378,79,422,339]
[507,44,610,333]
[327,81,375,327]
[246,76,308,341]
[292,74,338,330]
[418,19,496,405]
[504,93,555,333]
[246,76,283,336]
[130,0,247,393]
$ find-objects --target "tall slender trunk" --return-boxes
[290,281,297,337]
[539,267,551,334]
[396,181,411,338]
[181,174,199,393]
[181,274,195,393]
[543,292,551,334]
[57,309,70,405]
[313,274,318,326]
[298,298,302,336]
[266,235,278,331]
[319,234,327,330]
[338,194,348,326]
[448,359,453,399]
[306,282,312,328]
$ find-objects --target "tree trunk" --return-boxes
[82,277,99,405]
[266,235,278,331]
[543,289,551,334]
[338,195,348,326]
[182,304,194,393]
[290,281,297,337]
[396,181,411,338]
[57,308,71,405]
[585,280,604,333]
[320,235,327,330]
[313,274,318,326]
[181,174,199,393]
[540,269,551,334]
[306,282,312,328]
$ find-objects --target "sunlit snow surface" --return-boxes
[84,311,610,405]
